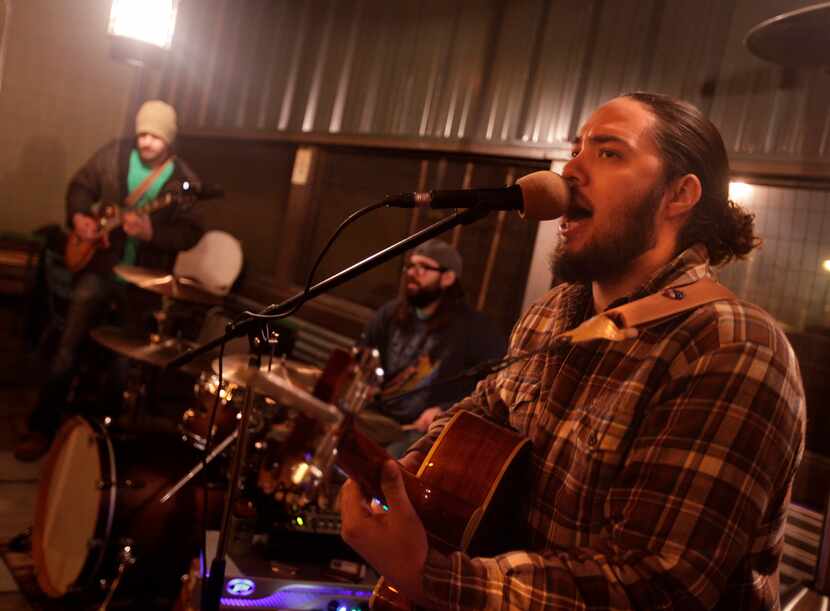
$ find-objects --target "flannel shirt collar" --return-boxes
[604,243,712,311]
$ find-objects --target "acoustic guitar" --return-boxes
[318,348,531,611]
[64,190,194,273]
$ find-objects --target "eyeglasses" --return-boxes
[403,261,446,274]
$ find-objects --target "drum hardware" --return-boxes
[97,541,137,611]
[33,416,202,601]
[95,478,145,490]
[162,210,502,611]
[211,354,322,391]
[160,429,239,504]
[744,2,830,68]
[113,264,222,306]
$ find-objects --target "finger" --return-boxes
[339,479,372,520]
[398,452,423,473]
[340,481,374,544]
[379,460,411,513]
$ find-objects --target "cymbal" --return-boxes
[90,325,209,375]
[232,368,341,425]
[114,265,222,305]
[212,354,322,391]
[745,3,830,67]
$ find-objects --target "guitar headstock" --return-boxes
[313,346,383,416]
[290,347,383,493]
[338,346,384,416]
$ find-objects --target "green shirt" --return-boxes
[119,149,175,270]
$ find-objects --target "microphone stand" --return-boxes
[171,205,490,611]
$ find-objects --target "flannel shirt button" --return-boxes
[587,432,598,447]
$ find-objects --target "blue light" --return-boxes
[226,578,256,596]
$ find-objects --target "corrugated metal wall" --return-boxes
[145,0,830,170]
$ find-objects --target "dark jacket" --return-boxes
[66,138,204,274]
[361,299,507,423]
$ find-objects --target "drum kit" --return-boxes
[29,265,359,608]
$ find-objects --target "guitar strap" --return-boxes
[607,277,736,329]
[560,277,736,343]
[123,156,175,208]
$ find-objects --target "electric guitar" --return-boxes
[64,190,195,273]
[316,348,530,611]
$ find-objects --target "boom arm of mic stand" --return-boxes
[166,205,490,372]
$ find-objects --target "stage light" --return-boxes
[729,181,753,202]
[822,259,830,273]
[108,0,179,50]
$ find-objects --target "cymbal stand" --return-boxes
[159,429,238,504]
[150,296,186,351]
[201,324,280,611]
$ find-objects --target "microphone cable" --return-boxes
[238,199,390,323]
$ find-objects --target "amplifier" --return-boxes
[183,531,375,611]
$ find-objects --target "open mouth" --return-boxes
[564,195,592,220]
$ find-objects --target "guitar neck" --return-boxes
[335,415,477,530]
[99,192,175,236]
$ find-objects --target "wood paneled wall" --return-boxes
[176,135,546,338]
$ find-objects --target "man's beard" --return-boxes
[139,146,168,166]
[549,185,662,284]
[406,284,443,309]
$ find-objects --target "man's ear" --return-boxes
[440,270,456,289]
[665,173,702,220]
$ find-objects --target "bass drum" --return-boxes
[32,416,203,601]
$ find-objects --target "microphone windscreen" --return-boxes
[516,171,570,220]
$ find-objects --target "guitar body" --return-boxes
[64,230,100,272]
[64,191,184,274]
[336,410,531,611]
[64,203,121,273]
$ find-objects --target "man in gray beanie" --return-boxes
[16,100,206,461]
[359,239,506,456]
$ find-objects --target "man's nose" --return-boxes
[562,156,585,187]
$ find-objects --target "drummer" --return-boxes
[358,240,507,457]
[15,100,206,461]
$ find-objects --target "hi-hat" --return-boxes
[114,265,222,305]
[212,354,322,391]
[744,2,830,67]
[90,325,209,375]
[229,367,340,425]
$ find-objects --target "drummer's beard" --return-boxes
[406,284,443,309]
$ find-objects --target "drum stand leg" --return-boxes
[159,430,239,504]
[96,544,136,611]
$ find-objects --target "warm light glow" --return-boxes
[108,0,179,49]
[822,259,830,273]
[729,181,753,202]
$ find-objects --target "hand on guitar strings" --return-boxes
[72,212,102,242]
[340,459,428,603]
[408,406,443,433]
[123,210,154,241]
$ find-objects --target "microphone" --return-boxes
[382,170,570,220]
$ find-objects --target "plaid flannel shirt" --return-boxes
[408,245,806,611]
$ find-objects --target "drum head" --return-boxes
[32,417,107,597]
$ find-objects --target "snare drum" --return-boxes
[32,417,201,600]
[180,371,243,449]
[180,371,271,450]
